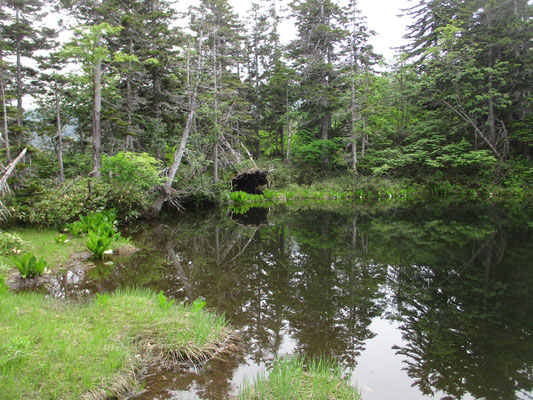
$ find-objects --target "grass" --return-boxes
[0,228,86,271]
[0,227,139,274]
[0,287,229,399]
[238,356,360,400]
[226,178,420,215]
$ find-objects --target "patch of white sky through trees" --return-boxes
[174,0,413,62]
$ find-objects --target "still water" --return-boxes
[48,201,533,399]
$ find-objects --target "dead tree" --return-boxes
[0,148,27,219]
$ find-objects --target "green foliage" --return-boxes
[95,292,110,306]
[0,232,28,256]
[263,189,275,200]
[65,211,131,259]
[101,152,163,191]
[229,191,267,214]
[0,229,87,271]
[11,253,47,279]
[229,191,264,204]
[0,275,8,295]
[191,297,206,313]
[54,234,68,244]
[239,356,360,400]
[86,229,114,259]
[157,290,175,311]
[7,178,153,227]
[66,221,85,238]
[0,288,228,399]
[67,210,117,237]
[292,137,343,168]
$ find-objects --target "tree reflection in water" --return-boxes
[40,204,533,399]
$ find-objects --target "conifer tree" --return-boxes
[289,0,347,167]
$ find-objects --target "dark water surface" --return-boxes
[49,202,533,399]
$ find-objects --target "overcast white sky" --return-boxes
[175,0,414,62]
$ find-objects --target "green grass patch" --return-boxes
[0,228,86,271]
[0,287,229,399]
[238,356,360,400]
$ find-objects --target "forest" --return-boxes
[0,1,532,399]
[0,0,530,223]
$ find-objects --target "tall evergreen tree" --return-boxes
[289,0,347,166]
[1,0,55,148]
[404,0,533,162]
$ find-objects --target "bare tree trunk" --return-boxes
[55,87,64,183]
[90,51,102,178]
[0,148,26,195]
[0,48,10,163]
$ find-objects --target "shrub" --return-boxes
[8,178,153,227]
[101,151,163,191]
[0,231,28,255]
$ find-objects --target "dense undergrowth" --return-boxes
[1,152,531,228]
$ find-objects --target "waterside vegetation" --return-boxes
[0,285,229,400]
[238,356,360,400]
[0,0,530,226]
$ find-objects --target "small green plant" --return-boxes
[67,211,118,238]
[12,253,47,279]
[66,221,85,238]
[263,189,274,200]
[192,297,206,313]
[157,290,175,311]
[86,230,114,259]
[54,233,68,244]
[95,292,110,305]
[230,190,248,204]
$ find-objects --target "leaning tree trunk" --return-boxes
[0,148,27,219]
[55,87,64,183]
[149,32,204,218]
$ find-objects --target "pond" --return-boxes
[42,201,533,399]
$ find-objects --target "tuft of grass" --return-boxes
[0,228,86,271]
[0,288,229,399]
[238,356,360,400]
